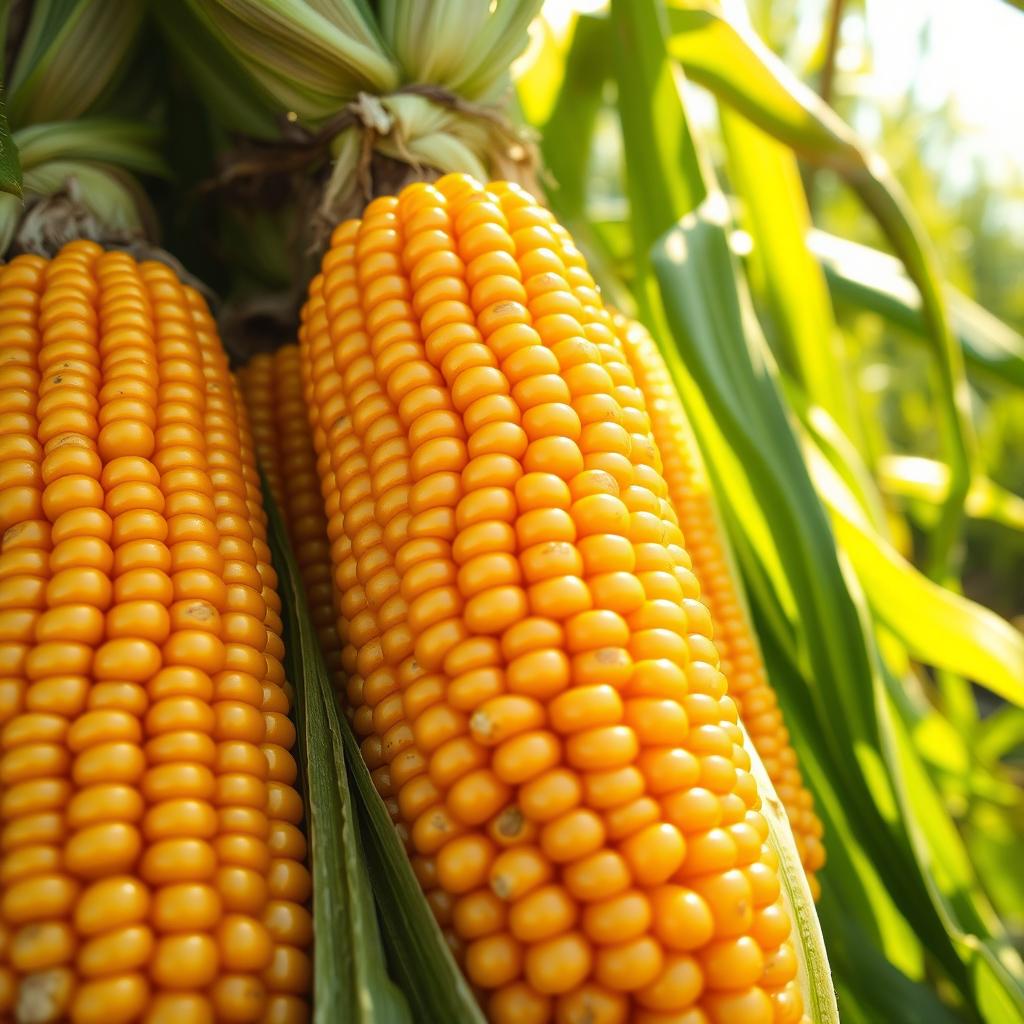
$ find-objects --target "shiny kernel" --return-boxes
[65,822,142,878]
[77,924,153,978]
[594,936,664,992]
[216,915,274,972]
[150,932,219,988]
[524,932,591,996]
[565,726,637,771]
[71,974,150,1024]
[489,981,551,1024]
[540,808,605,863]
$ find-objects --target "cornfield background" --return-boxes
[1,0,1022,1022]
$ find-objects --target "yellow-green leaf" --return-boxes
[806,444,1024,707]
[666,0,974,576]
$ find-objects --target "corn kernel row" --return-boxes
[298,174,808,1024]
[608,314,824,897]
[238,350,345,695]
[0,245,310,1023]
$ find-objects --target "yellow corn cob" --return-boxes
[238,348,345,696]
[0,244,311,1023]
[298,175,808,1024]
[608,312,825,898]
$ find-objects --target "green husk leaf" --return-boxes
[341,715,487,1024]
[182,0,397,122]
[381,0,542,101]
[264,466,484,1023]
[0,161,151,254]
[14,119,167,177]
[265,478,411,1024]
[7,0,145,124]
[381,1,487,94]
[742,726,839,1023]
[666,0,974,577]
[451,0,546,100]
[152,0,280,138]
[0,86,21,197]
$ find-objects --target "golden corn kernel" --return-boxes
[0,248,309,1020]
[296,176,800,1019]
[611,311,824,891]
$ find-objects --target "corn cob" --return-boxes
[0,245,311,1024]
[608,315,825,897]
[238,349,345,696]
[299,175,807,1024]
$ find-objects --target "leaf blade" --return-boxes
[666,0,975,575]
[265,478,411,1024]
[0,86,22,198]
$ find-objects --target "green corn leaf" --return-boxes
[610,0,704,315]
[666,0,974,577]
[263,471,485,1023]
[539,14,609,222]
[783,379,890,536]
[818,904,966,1024]
[962,798,1024,939]
[537,14,634,313]
[876,676,1024,1021]
[877,456,1024,533]
[804,445,1024,708]
[977,706,1024,764]
[719,105,860,445]
[811,229,1024,391]
[265,480,411,1024]
[0,85,21,197]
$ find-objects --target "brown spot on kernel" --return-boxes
[496,807,525,838]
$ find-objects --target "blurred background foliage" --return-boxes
[520,0,1024,622]
[519,0,1024,628]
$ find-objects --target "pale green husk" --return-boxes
[177,0,543,226]
[0,0,163,254]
